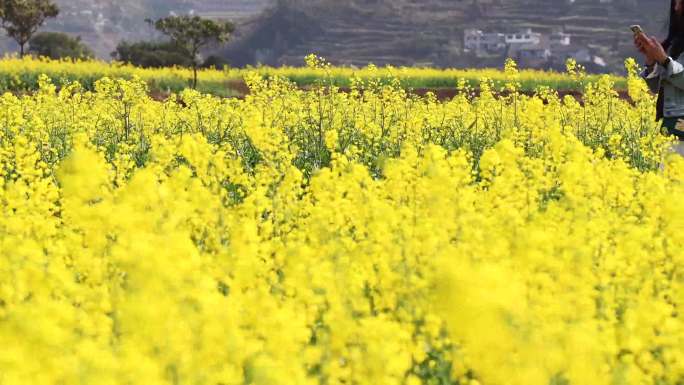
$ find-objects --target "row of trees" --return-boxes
[0,0,236,89]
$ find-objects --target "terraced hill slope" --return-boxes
[0,0,668,74]
[221,0,667,74]
[0,0,271,58]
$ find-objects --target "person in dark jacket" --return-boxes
[635,0,684,156]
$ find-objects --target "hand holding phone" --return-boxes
[632,25,649,56]
[632,25,663,66]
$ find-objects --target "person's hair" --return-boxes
[664,0,684,58]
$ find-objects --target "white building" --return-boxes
[550,32,571,46]
[464,29,507,54]
[464,29,483,51]
[505,28,542,45]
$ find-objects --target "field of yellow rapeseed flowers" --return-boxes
[0,57,683,385]
[0,55,627,97]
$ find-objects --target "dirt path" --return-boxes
[150,80,632,105]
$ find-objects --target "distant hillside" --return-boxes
[0,0,271,58]
[0,0,670,74]
[219,0,668,74]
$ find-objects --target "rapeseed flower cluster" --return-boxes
[0,58,682,385]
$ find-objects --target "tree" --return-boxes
[29,32,93,60]
[148,15,234,89]
[112,40,193,68]
[0,0,59,57]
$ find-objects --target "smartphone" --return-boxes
[630,24,644,35]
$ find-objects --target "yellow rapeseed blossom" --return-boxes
[0,57,681,385]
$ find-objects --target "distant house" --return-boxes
[481,33,506,53]
[463,29,483,51]
[505,28,542,45]
[551,45,592,64]
[465,26,604,71]
[464,29,507,55]
[507,40,551,67]
[548,44,607,72]
[550,31,571,47]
